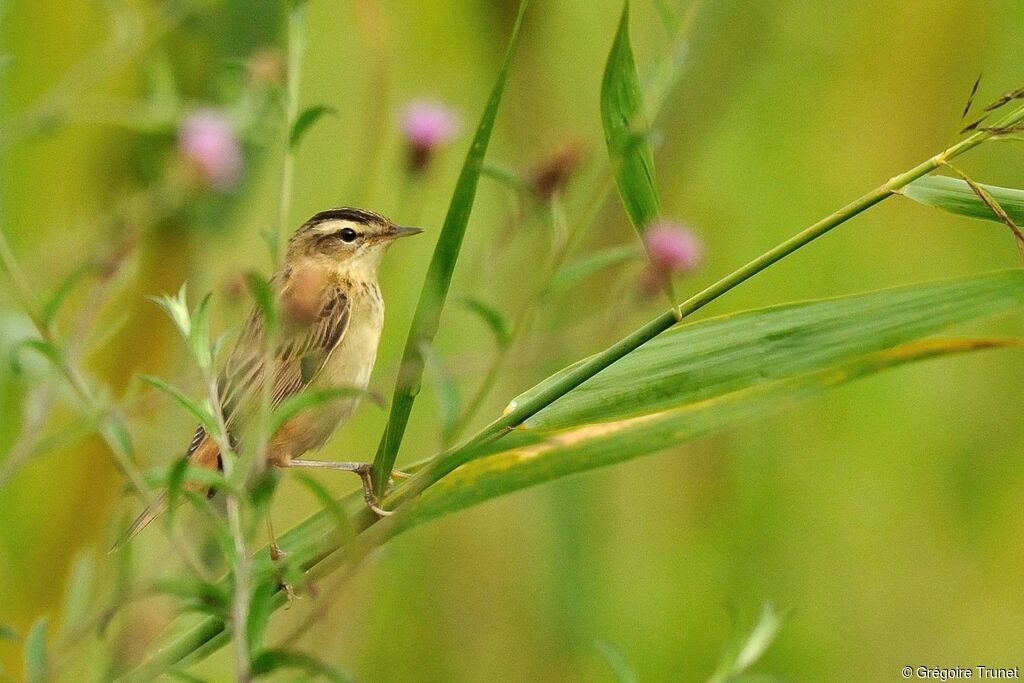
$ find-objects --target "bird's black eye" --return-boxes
[338,228,358,242]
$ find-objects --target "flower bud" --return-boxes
[641,220,704,295]
[178,109,243,191]
[401,99,459,174]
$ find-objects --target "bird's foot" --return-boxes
[284,459,408,518]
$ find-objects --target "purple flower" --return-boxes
[642,220,703,295]
[178,109,243,190]
[401,99,459,173]
[644,220,703,273]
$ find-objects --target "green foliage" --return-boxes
[251,648,351,681]
[369,0,531,493]
[390,338,1015,533]
[56,554,94,642]
[515,270,1024,430]
[290,105,335,148]
[41,262,92,330]
[601,1,660,231]
[139,375,219,437]
[595,639,638,683]
[269,386,383,436]
[458,296,511,347]
[709,603,787,683]
[23,617,48,683]
[902,176,1024,224]
[547,244,641,294]
[420,342,462,444]
[245,271,278,337]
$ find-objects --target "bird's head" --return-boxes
[288,207,422,277]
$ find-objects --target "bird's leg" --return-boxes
[265,513,297,606]
[266,513,286,561]
[285,460,406,517]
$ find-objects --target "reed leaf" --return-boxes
[510,270,1024,431]
[393,338,1019,531]
[902,176,1024,225]
[369,0,530,494]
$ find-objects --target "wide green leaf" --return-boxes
[395,338,1019,530]
[601,0,660,231]
[370,0,530,494]
[901,176,1024,225]
[510,270,1024,431]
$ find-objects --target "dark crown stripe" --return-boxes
[306,207,388,226]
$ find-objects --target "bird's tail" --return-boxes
[110,433,222,553]
[110,491,168,553]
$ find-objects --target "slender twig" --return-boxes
[274,3,307,268]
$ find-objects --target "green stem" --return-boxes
[380,109,1022,512]
[274,3,306,268]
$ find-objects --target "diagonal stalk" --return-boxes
[378,99,1024,513]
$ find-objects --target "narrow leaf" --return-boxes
[595,639,638,683]
[458,297,511,347]
[246,583,277,654]
[710,603,787,683]
[512,270,1024,431]
[188,292,213,371]
[9,338,62,374]
[139,375,219,436]
[269,387,382,437]
[292,473,353,538]
[370,0,531,494]
[290,105,335,148]
[149,284,192,339]
[420,342,462,444]
[42,262,92,328]
[246,271,277,337]
[142,464,236,497]
[602,1,660,231]
[902,176,1024,225]
[251,648,351,682]
[23,617,48,683]
[547,245,642,294]
[57,554,95,641]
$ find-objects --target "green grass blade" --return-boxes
[510,270,1024,431]
[602,1,660,231]
[902,175,1024,225]
[393,337,1021,530]
[547,244,642,294]
[369,0,530,495]
[139,374,219,437]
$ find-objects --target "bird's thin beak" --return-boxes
[388,225,423,238]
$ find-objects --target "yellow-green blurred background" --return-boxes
[2,1,1023,680]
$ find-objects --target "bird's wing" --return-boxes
[216,280,351,429]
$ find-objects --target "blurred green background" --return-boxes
[2,1,1023,680]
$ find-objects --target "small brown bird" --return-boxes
[118,208,421,547]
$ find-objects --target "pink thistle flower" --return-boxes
[642,220,704,295]
[178,109,243,190]
[401,99,460,173]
